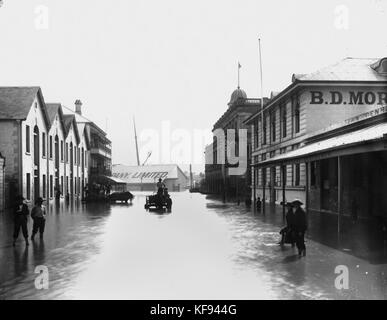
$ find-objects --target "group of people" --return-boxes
[279,199,307,257]
[12,195,47,246]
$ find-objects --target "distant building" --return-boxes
[203,86,268,200]
[62,101,112,190]
[112,164,189,192]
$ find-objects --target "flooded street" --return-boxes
[1,191,387,300]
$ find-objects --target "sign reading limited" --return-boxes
[310,90,387,105]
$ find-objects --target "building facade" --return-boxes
[245,57,387,210]
[0,88,98,208]
[63,101,112,195]
[46,103,67,201]
[203,87,267,200]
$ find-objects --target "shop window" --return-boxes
[282,166,287,186]
[311,162,317,187]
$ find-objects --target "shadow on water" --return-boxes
[281,254,300,264]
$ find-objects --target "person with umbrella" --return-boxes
[292,199,307,257]
[279,202,295,246]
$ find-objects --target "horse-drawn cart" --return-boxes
[144,190,172,210]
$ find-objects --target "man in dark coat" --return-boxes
[279,202,295,246]
[13,195,30,246]
[31,197,47,240]
[292,199,307,257]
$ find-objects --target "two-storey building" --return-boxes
[245,57,387,213]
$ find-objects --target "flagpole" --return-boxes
[258,37,265,214]
[237,61,240,89]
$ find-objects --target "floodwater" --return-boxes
[0,191,386,300]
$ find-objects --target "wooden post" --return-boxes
[253,166,256,204]
[282,165,286,221]
[305,161,309,214]
[262,167,266,214]
[337,156,342,238]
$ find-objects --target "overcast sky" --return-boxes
[0,0,386,172]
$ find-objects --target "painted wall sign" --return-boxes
[310,91,387,105]
[113,171,169,180]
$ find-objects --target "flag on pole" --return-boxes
[238,62,242,69]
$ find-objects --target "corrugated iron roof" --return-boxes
[293,58,387,82]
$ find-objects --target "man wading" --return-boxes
[13,195,30,246]
[292,199,307,257]
[31,197,47,240]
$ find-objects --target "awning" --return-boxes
[94,175,127,185]
[254,122,387,167]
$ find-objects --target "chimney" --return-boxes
[75,99,82,115]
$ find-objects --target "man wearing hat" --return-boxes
[31,197,47,240]
[292,199,307,257]
[13,195,30,246]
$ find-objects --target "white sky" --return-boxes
[0,0,386,173]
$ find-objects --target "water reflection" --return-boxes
[0,192,386,299]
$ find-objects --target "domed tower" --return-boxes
[228,87,247,106]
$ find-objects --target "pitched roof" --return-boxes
[46,103,67,134]
[77,122,90,149]
[62,105,110,142]
[63,114,80,143]
[0,87,49,121]
[293,58,387,82]
[46,103,61,123]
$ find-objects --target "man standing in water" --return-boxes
[13,195,30,246]
[292,199,307,257]
[31,197,47,240]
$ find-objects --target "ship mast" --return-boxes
[133,116,140,166]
